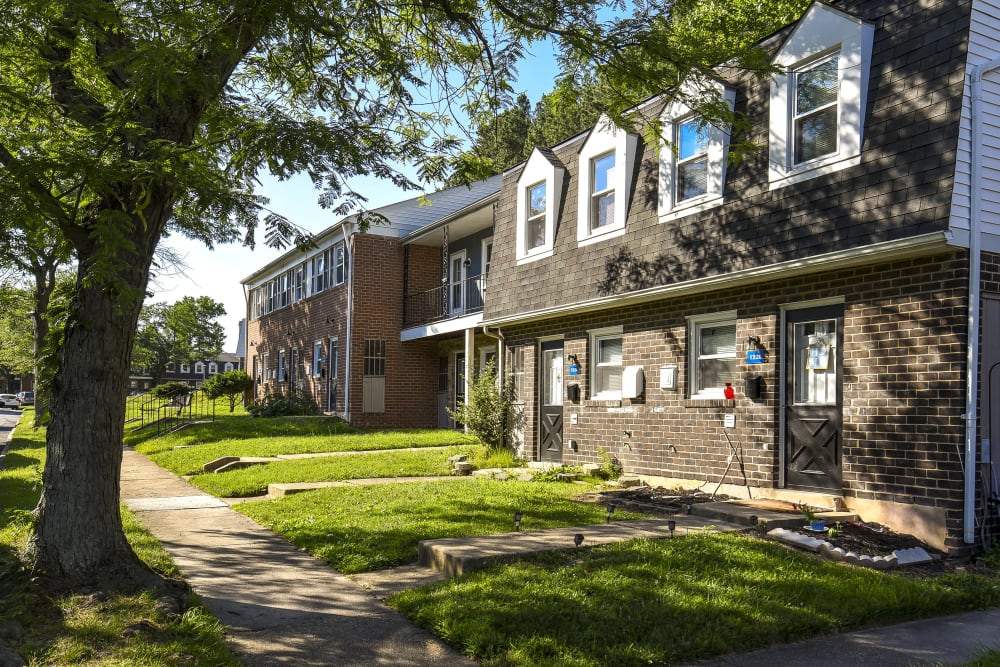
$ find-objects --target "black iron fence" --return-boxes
[125,386,216,436]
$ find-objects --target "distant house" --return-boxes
[242,177,500,428]
[129,352,243,392]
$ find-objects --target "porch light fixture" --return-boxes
[514,510,522,532]
[573,533,584,547]
[463,257,472,268]
[567,354,579,365]
[668,520,676,537]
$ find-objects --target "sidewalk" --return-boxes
[120,448,476,667]
[122,446,1000,667]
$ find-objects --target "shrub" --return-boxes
[150,381,191,398]
[596,446,623,480]
[201,370,254,412]
[248,385,320,417]
[448,360,516,451]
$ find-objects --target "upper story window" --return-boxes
[658,81,735,221]
[589,152,616,232]
[224,362,234,372]
[293,265,305,302]
[333,242,347,285]
[577,114,639,246]
[194,362,205,375]
[312,252,327,293]
[526,181,547,251]
[688,312,737,399]
[590,326,623,400]
[768,3,874,189]
[208,362,218,374]
[516,149,565,263]
[793,56,839,164]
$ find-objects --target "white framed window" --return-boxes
[590,326,623,400]
[449,250,467,315]
[658,81,735,221]
[577,114,638,246]
[180,363,190,374]
[481,237,493,277]
[515,148,565,263]
[224,362,234,372]
[312,252,327,293]
[768,3,874,189]
[334,242,347,285]
[688,312,737,399]
[589,151,616,232]
[313,341,323,378]
[278,350,286,382]
[208,362,218,374]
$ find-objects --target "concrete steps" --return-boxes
[417,516,744,577]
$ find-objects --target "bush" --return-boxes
[448,360,516,451]
[201,370,254,412]
[150,381,191,398]
[248,385,320,417]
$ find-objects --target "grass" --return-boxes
[189,444,482,497]
[132,415,477,475]
[0,418,239,666]
[392,533,1000,667]
[237,478,645,573]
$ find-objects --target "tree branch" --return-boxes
[41,7,109,126]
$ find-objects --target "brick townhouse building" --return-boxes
[479,0,1000,555]
[243,176,500,429]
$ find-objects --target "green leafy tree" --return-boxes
[0,0,809,595]
[449,361,517,452]
[201,370,253,412]
[132,297,226,387]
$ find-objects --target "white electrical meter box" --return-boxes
[622,366,645,398]
[659,365,678,390]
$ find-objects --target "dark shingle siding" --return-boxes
[484,0,971,322]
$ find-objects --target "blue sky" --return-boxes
[153,39,561,351]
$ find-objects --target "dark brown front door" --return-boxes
[539,340,563,463]
[784,304,843,492]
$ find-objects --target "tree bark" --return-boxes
[27,204,175,594]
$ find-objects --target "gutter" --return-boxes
[481,326,505,384]
[965,56,1000,545]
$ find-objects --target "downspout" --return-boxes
[964,57,1000,544]
[481,325,505,384]
[342,222,353,422]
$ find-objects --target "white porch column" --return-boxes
[464,327,474,433]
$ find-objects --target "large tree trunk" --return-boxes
[27,205,177,594]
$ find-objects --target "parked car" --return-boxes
[0,394,19,408]
[16,391,34,407]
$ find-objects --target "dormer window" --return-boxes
[589,151,616,232]
[793,55,839,164]
[658,81,735,221]
[769,3,874,189]
[577,115,638,246]
[676,120,709,202]
[526,181,547,251]
[516,148,565,263]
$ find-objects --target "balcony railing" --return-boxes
[404,274,485,328]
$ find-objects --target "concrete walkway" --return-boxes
[121,448,476,667]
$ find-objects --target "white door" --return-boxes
[450,250,467,315]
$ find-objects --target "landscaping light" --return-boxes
[668,520,676,537]
[574,533,584,547]
[606,504,615,522]
[749,514,758,527]
[514,510,522,532]
[685,497,693,515]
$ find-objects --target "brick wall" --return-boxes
[350,234,439,428]
[502,251,972,552]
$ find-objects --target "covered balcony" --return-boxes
[404,273,486,328]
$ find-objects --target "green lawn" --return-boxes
[189,444,482,496]
[0,419,239,666]
[237,478,644,573]
[133,415,476,475]
[392,533,1000,667]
